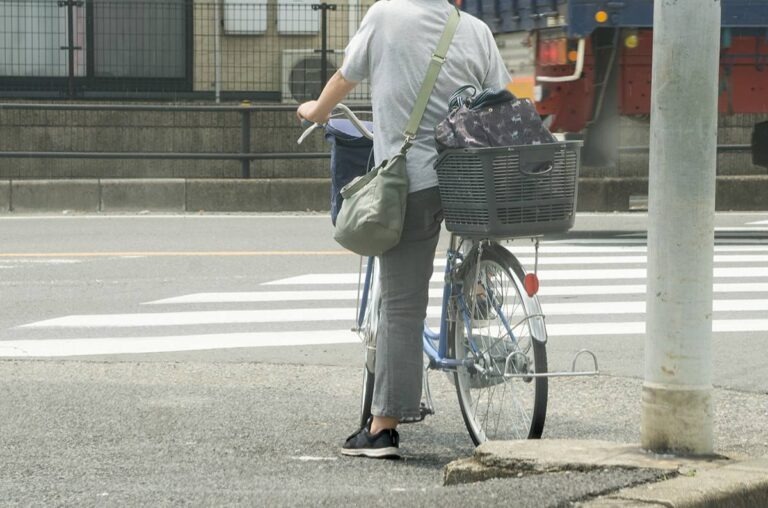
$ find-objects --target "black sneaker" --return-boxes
[341,423,401,459]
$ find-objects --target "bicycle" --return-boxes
[300,105,598,445]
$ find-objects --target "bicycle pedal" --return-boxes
[398,403,433,424]
[398,415,425,424]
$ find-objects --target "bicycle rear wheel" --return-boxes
[451,243,548,445]
[358,257,380,428]
[360,365,375,428]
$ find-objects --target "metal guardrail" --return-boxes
[1,103,752,178]
[0,103,372,178]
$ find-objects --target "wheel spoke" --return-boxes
[453,247,547,445]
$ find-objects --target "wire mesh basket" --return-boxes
[435,141,582,238]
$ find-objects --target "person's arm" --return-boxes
[296,71,359,124]
[481,25,512,89]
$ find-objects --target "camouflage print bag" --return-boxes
[434,86,555,152]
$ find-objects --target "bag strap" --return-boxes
[402,7,460,142]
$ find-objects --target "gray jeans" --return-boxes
[372,186,442,420]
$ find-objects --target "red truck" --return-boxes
[460,0,768,168]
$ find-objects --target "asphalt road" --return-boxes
[1,212,767,505]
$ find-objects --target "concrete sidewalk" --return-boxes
[1,175,768,213]
[445,440,768,507]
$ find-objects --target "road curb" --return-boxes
[100,178,186,212]
[443,440,768,508]
[10,179,100,213]
[583,456,768,507]
[0,180,9,211]
[578,175,768,211]
[185,178,329,212]
[0,176,765,213]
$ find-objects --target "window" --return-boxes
[0,0,191,96]
[93,0,187,78]
[0,1,85,77]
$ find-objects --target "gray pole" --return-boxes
[214,0,222,104]
[642,0,721,454]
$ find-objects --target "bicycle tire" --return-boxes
[360,365,375,428]
[358,257,380,428]
[451,242,548,445]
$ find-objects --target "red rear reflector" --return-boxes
[524,273,539,297]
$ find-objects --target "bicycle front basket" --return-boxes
[434,141,582,238]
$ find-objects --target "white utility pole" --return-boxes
[642,0,722,454]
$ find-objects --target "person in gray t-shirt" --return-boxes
[297,0,510,459]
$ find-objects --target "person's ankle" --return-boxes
[369,416,398,435]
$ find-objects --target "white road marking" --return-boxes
[4,318,768,358]
[715,227,768,231]
[544,229,768,244]
[436,254,768,266]
[144,282,768,305]
[0,214,330,221]
[548,319,768,336]
[543,299,768,315]
[145,290,364,304]
[0,259,81,265]
[0,329,357,358]
[9,236,768,357]
[498,245,768,254]
[19,298,768,329]
[541,282,768,296]
[265,267,768,285]
[19,308,364,328]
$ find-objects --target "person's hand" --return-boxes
[296,100,328,125]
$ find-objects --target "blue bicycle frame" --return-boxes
[355,237,523,375]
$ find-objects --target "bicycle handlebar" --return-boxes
[297,103,374,145]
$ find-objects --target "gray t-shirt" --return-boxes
[340,0,511,193]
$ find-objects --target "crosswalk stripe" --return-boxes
[8,234,768,358]
[0,330,358,358]
[543,234,768,246]
[542,282,768,296]
[19,308,362,328]
[145,290,364,305]
[544,299,768,314]
[265,267,768,285]
[436,254,768,266]
[496,245,768,254]
[548,319,768,336]
[5,317,768,358]
[19,298,768,329]
[145,282,768,305]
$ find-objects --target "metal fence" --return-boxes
[0,102,375,179]
[0,0,372,102]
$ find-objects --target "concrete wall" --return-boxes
[1,176,766,213]
[0,107,766,212]
[588,114,768,178]
[0,107,333,179]
[2,108,762,180]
